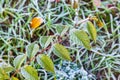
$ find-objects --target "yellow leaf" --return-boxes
[53,43,71,61]
[87,21,97,43]
[89,16,98,22]
[30,17,43,29]
[37,54,55,73]
[71,0,79,9]
[11,77,19,80]
[96,19,104,28]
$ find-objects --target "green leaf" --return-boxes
[40,36,53,48]
[53,43,71,61]
[13,54,26,69]
[11,77,19,80]
[0,62,14,73]
[0,68,9,80]
[56,25,69,36]
[37,54,55,73]
[87,21,97,43]
[21,65,38,80]
[26,43,39,59]
[70,29,91,50]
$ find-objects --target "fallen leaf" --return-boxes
[30,17,43,29]
[96,19,104,28]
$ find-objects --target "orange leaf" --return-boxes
[30,17,43,29]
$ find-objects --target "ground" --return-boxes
[0,0,120,80]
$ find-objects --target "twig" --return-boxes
[77,17,89,25]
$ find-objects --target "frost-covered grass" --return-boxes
[0,0,120,80]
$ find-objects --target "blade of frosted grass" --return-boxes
[92,56,106,71]
[81,9,86,19]
[62,0,73,19]
[38,69,48,80]
[18,0,26,9]
[53,12,69,23]
[110,14,114,33]
[102,19,110,38]
[31,0,43,17]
